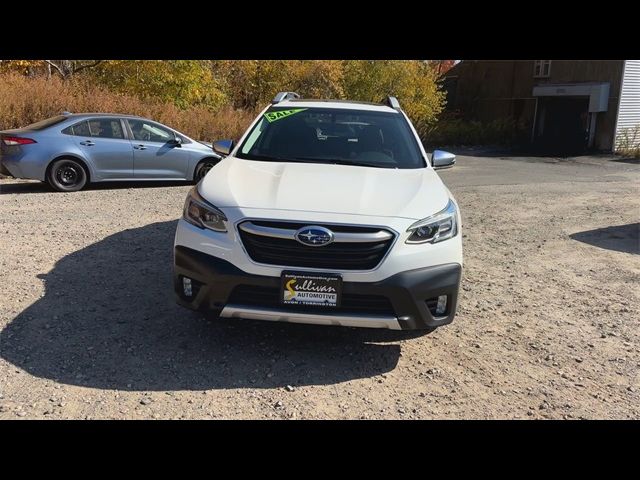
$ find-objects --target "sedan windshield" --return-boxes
[236,107,426,169]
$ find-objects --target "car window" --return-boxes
[62,121,91,137]
[87,119,124,139]
[62,119,124,139]
[127,119,175,143]
[237,107,425,169]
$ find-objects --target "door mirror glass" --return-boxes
[213,139,234,156]
[432,150,456,169]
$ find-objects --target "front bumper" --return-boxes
[173,246,461,330]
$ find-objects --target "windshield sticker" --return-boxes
[264,108,307,123]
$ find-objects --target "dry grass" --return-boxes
[0,74,255,142]
[616,126,640,158]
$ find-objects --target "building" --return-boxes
[443,60,640,153]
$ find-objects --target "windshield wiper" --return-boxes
[293,156,395,169]
[239,153,302,163]
[241,154,396,169]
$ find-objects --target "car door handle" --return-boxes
[133,144,147,150]
[79,140,95,146]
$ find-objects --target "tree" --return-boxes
[285,61,345,100]
[213,60,445,134]
[343,60,445,131]
[88,60,226,110]
[44,60,103,79]
[0,59,445,129]
[0,60,103,78]
[211,60,345,110]
[0,60,45,76]
[212,60,292,110]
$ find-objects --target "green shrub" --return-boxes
[422,115,527,147]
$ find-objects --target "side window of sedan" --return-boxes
[63,121,91,137]
[87,119,125,139]
[128,119,175,143]
[63,119,124,139]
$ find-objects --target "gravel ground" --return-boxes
[0,154,638,419]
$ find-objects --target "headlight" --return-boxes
[183,186,227,232]
[406,199,458,244]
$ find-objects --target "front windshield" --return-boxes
[236,107,426,169]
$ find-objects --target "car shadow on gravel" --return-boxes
[570,223,639,255]
[0,220,409,392]
[0,180,191,194]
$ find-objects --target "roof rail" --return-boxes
[383,96,401,111]
[61,111,73,115]
[272,91,301,104]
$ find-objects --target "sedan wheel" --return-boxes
[195,160,217,182]
[48,159,88,192]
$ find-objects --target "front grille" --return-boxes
[237,220,395,270]
[228,285,395,316]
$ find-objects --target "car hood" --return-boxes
[199,157,450,220]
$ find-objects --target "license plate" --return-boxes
[281,271,342,307]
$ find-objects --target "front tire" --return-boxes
[194,158,219,183]
[47,159,88,192]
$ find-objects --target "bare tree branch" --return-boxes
[43,60,103,78]
[43,60,64,77]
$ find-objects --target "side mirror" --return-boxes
[213,139,234,156]
[168,137,182,147]
[431,150,456,169]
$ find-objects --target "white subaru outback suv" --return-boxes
[173,92,462,331]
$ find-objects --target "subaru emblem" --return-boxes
[294,226,334,247]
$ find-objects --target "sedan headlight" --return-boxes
[183,186,227,232]
[406,199,458,244]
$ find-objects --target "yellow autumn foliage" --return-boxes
[1,60,446,137]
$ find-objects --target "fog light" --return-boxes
[182,277,193,297]
[435,295,447,315]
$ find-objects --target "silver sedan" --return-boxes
[0,113,221,191]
